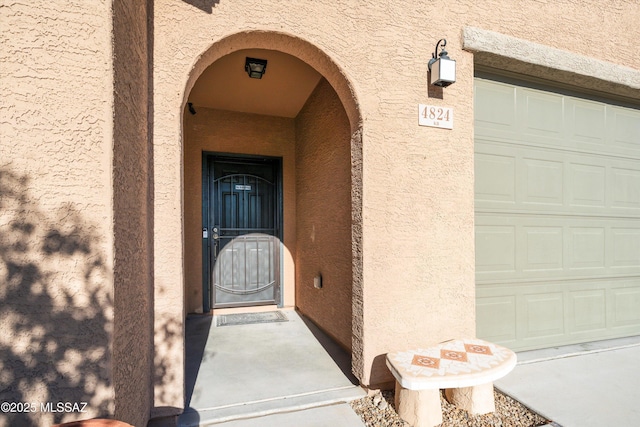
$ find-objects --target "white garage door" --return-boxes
[475,75,640,351]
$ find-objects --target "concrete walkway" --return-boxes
[207,404,365,427]
[178,310,365,426]
[164,310,640,427]
[496,336,640,427]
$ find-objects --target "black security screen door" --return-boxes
[203,156,281,309]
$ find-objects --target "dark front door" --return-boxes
[203,155,281,310]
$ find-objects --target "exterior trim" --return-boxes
[463,26,640,100]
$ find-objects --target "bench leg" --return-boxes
[444,382,495,415]
[395,381,442,427]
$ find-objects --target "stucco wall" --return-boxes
[152,0,640,400]
[295,79,353,351]
[3,0,640,421]
[112,0,153,425]
[183,108,297,313]
[0,1,115,426]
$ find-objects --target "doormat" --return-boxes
[216,311,288,327]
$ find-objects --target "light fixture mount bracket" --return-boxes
[428,39,449,71]
[427,38,456,87]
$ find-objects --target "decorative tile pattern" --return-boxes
[386,338,517,390]
[464,344,493,356]
[411,355,440,369]
[441,349,468,362]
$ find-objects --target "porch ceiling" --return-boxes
[188,48,322,118]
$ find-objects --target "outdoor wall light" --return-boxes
[245,57,268,79]
[428,39,456,87]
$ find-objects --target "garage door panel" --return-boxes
[611,228,640,269]
[477,215,640,283]
[611,106,640,151]
[475,75,640,351]
[477,140,640,217]
[611,286,640,327]
[477,279,640,351]
[476,296,517,343]
[519,88,565,140]
[569,163,606,207]
[568,289,607,332]
[476,225,516,274]
[475,79,517,139]
[475,152,516,203]
[522,292,565,339]
[611,167,640,209]
[477,78,640,159]
[522,158,564,205]
[569,227,606,270]
[570,98,607,145]
[522,226,563,272]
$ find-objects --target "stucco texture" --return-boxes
[112,0,154,425]
[1,1,115,426]
[3,0,640,424]
[151,0,640,402]
[295,79,353,351]
[1,1,154,426]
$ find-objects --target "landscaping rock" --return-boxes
[350,388,550,427]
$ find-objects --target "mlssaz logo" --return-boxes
[41,402,89,413]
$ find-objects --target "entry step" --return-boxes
[178,385,366,426]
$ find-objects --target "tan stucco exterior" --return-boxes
[1,1,153,426]
[2,0,640,426]
[153,0,640,410]
[294,79,354,351]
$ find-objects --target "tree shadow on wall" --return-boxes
[150,312,186,424]
[0,167,113,426]
[181,0,220,13]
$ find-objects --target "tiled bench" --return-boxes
[386,338,517,427]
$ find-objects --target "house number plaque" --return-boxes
[419,104,453,129]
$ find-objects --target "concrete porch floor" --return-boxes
[177,309,366,426]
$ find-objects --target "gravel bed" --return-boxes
[350,388,550,427]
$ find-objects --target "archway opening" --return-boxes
[183,42,360,363]
[152,32,364,420]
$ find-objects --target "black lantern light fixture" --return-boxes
[428,39,456,87]
[245,57,268,79]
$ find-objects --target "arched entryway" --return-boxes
[152,31,365,417]
[184,44,360,341]
[168,31,364,419]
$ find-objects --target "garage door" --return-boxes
[475,74,640,351]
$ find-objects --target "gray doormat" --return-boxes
[216,311,288,327]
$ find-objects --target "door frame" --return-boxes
[202,152,284,313]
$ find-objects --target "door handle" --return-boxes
[212,227,219,258]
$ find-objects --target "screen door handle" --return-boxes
[212,227,219,258]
